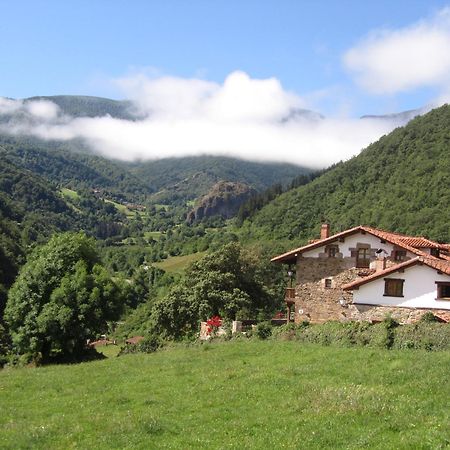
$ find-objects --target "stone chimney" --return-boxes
[371,257,386,272]
[320,223,330,240]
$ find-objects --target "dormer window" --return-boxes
[356,248,370,268]
[394,250,406,261]
[327,245,339,258]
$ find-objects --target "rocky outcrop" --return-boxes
[187,181,255,224]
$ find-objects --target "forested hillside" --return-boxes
[130,155,309,203]
[0,136,152,202]
[241,105,450,245]
[0,156,81,312]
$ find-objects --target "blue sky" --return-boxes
[1,1,450,166]
[1,0,449,116]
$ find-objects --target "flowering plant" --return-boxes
[206,316,222,335]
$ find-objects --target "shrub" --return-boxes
[270,319,450,352]
[255,322,272,340]
[271,322,299,340]
[393,322,450,351]
[420,312,439,323]
[118,334,163,356]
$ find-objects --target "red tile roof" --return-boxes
[271,225,448,263]
[342,256,450,291]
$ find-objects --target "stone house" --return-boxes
[271,224,450,324]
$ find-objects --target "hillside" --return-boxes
[0,155,82,309]
[187,181,255,223]
[130,156,309,203]
[242,105,450,245]
[0,134,309,205]
[0,135,152,202]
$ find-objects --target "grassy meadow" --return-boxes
[154,251,207,274]
[60,188,80,200]
[1,341,449,449]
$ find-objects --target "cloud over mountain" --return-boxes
[0,72,409,168]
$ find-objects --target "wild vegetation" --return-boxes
[114,243,284,340]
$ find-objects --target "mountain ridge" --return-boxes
[241,104,450,246]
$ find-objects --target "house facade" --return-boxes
[271,224,450,324]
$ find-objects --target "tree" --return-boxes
[150,242,283,339]
[4,232,123,361]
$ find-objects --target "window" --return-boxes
[436,282,450,300]
[394,250,406,261]
[356,248,370,268]
[327,245,338,258]
[324,278,332,288]
[430,248,440,257]
[384,278,404,297]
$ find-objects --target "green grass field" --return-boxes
[1,341,449,449]
[60,188,80,200]
[103,199,135,217]
[144,231,163,241]
[154,252,206,274]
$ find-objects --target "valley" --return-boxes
[0,98,449,365]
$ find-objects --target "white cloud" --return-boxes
[344,7,450,95]
[0,97,60,120]
[0,71,406,168]
[0,97,23,114]
[25,100,60,120]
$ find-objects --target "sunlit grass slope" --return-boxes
[154,251,206,274]
[1,341,449,449]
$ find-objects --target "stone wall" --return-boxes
[293,255,449,324]
[346,305,450,324]
[294,256,360,323]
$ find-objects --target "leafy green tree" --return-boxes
[149,242,282,339]
[4,232,123,361]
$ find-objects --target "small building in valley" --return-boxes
[271,224,450,324]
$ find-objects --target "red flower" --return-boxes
[206,316,222,335]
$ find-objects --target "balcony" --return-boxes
[285,287,296,305]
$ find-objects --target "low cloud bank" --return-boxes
[0,71,412,168]
[3,9,450,167]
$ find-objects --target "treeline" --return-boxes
[242,105,450,244]
[236,169,327,225]
[0,135,152,203]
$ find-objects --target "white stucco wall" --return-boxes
[302,232,414,259]
[352,264,450,310]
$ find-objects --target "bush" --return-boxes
[270,319,450,352]
[0,323,12,367]
[420,312,439,323]
[392,322,450,351]
[255,322,272,340]
[271,322,299,340]
[118,334,163,356]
